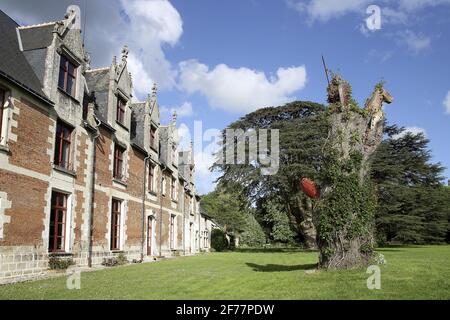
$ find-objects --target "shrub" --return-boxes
[48,256,74,270]
[211,229,229,252]
[102,254,128,267]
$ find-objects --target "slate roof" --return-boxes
[85,68,110,123]
[130,102,146,150]
[18,24,55,51]
[0,10,52,105]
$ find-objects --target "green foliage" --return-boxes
[48,256,74,270]
[211,101,328,245]
[102,254,128,267]
[211,229,229,252]
[318,155,377,259]
[202,183,266,248]
[200,185,247,233]
[371,126,450,245]
[261,199,296,243]
[240,212,267,247]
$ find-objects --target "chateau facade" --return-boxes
[0,6,214,284]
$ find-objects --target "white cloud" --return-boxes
[444,91,450,114]
[398,0,450,11]
[178,60,307,113]
[288,0,370,22]
[382,7,408,25]
[127,52,154,100]
[194,151,219,195]
[395,30,431,54]
[175,123,192,150]
[0,0,183,99]
[161,102,194,119]
[393,126,427,139]
[288,0,450,23]
[119,0,183,94]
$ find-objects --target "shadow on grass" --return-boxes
[235,248,317,254]
[246,262,318,272]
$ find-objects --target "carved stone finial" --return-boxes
[151,83,158,98]
[121,45,129,62]
[172,111,177,123]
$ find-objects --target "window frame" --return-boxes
[48,191,68,253]
[148,163,155,193]
[58,55,77,97]
[170,214,175,250]
[110,199,122,251]
[54,120,74,170]
[116,95,127,125]
[113,144,126,181]
[171,177,177,200]
[161,176,166,196]
[150,125,157,150]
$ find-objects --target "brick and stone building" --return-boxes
[0,6,214,284]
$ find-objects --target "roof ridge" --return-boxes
[18,21,57,30]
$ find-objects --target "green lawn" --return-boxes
[1,246,449,299]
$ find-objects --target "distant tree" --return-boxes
[200,185,247,234]
[371,126,450,244]
[201,183,267,247]
[257,198,296,243]
[239,210,267,247]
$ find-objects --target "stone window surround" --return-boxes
[56,46,82,101]
[48,189,74,254]
[0,86,12,149]
[0,192,12,240]
[112,140,127,183]
[114,88,131,130]
[108,197,126,252]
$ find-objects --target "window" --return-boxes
[49,191,67,252]
[116,96,127,125]
[161,176,166,196]
[150,125,156,150]
[171,177,177,200]
[0,88,5,142]
[148,164,155,192]
[54,121,73,170]
[113,144,125,180]
[171,144,177,166]
[170,215,175,249]
[111,199,122,251]
[58,55,77,97]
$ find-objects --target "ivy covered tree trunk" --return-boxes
[297,195,317,249]
[317,75,393,269]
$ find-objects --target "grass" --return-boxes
[0,246,449,300]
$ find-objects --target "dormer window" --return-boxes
[116,96,127,125]
[150,125,157,150]
[58,55,77,97]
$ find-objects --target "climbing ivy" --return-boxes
[317,145,377,263]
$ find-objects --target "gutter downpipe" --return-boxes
[182,182,189,256]
[159,163,167,257]
[87,115,101,268]
[141,155,150,261]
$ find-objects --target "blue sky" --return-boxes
[2,0,449,193]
